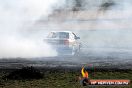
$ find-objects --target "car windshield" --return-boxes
[47,32,69,39]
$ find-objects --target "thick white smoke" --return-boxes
[1,0,132,58]
[0,0,65,58]
[38,0,132,56]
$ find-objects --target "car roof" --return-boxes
[50,31,73,34]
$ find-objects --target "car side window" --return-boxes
[47,32,56,38]
[72,33,77,39]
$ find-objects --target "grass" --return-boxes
[0,67,132,88]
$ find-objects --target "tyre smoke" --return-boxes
[0,0,65,58]
[1,0,132,58]
[39,0,132,56]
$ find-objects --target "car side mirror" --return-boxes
[75,37,80,39]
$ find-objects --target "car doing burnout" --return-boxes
[44,31,81,55]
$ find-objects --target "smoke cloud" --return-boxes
[1,0,132,58]
[0,0,65,58]
[35,0,132,57]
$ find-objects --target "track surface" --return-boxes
[0,48,132,69]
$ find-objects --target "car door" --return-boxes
[72,32,81,49]
[69,33,76,46]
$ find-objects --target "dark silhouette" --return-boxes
[4,66,43,80]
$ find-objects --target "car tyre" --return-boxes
[71,46,80,56]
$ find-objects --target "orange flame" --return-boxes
[81,67,89,78]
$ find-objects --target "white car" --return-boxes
[44,31,81,55]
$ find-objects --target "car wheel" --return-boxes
[75,45,81,56]
[71,46,80,56]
